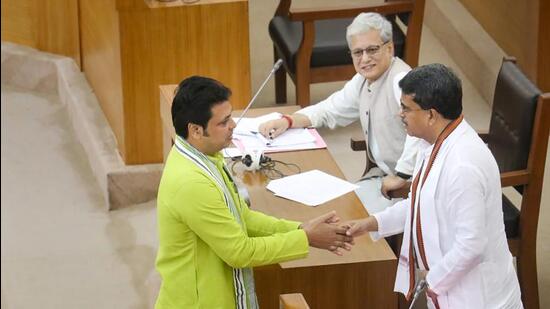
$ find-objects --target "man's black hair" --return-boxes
[398,63,462,120]
[171,76,232,138]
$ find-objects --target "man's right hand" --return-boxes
[343,216,378,238]
[258,118,289,139]
[300,211,354,256]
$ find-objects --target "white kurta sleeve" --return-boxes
[370,199,409,240]
[426,163,488,295]
[295,73,363,129]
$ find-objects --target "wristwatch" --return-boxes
[396,171,411,180]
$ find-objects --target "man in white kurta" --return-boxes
[346,64,522,308]
[258,13,424,215]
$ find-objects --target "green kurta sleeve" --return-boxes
[172,177,309,269]
[242,204,303,237]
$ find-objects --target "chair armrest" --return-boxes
[350,136,378,175]
[350,136,367,151]
[288,1,415,22]
[280,293,310,309]
[501,170,530,187]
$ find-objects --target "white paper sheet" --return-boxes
[233,112,282,135]
[266,170,359,206]
[232,111,320,151]
[266,129,316,147]
[233,128,316,149]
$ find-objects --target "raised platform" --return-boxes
[1,42,162,210]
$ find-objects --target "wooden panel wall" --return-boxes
[537,1,550,92]
[3,0,251,164]
[79,0,127,159]
[1,0,35,47]
[1,0,81,67]
[459,0,549,92]
[115,0,251,164]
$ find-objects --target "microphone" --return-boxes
[235,59,284,126]
[408,279,428,309]
[232,59,283,170]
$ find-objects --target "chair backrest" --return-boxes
[487,57,541,193]
[487,57,550,309]
[269,0,425,106]
[269,0,425,71]
[385,4,422,66]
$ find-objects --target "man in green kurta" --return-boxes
[155,76,353,309]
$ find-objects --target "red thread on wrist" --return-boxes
[281,114,293,128]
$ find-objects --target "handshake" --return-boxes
[300,211,372,256]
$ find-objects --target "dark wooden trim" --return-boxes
[515,93,550,309]
[310,65,356,83]
[500,170,530,187]
[295,20,314,107]
[507,239,519,256]
[402,0,425,67]
[275,0,291,16]
[289,2,415,21]
[274,46,288,104]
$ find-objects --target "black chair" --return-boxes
[269,0,425,107]
[479,57,549,309]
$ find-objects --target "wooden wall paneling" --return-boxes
[4,0,251,165]
[458,0,539,83]
[1,0,37,47]
[118,8,160,164]
[79,0,126,159]
[118,0,251,164]
[37,0,81,67]
[1,0,81,67]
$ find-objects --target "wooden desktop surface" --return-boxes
[159,85,397,308]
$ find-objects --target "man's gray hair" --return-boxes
[346,12,393,47]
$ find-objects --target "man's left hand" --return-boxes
[381,175,407,199]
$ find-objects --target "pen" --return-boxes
[268,128,276,140]
[254,131,272,146]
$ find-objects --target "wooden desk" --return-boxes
[159,87,397,308]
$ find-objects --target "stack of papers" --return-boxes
[266,170,359,206]
[231,112,326,153]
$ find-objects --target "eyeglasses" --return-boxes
[349,41,389,59]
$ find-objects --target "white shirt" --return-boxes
[296,71,422,175]
[371,120,522,308]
